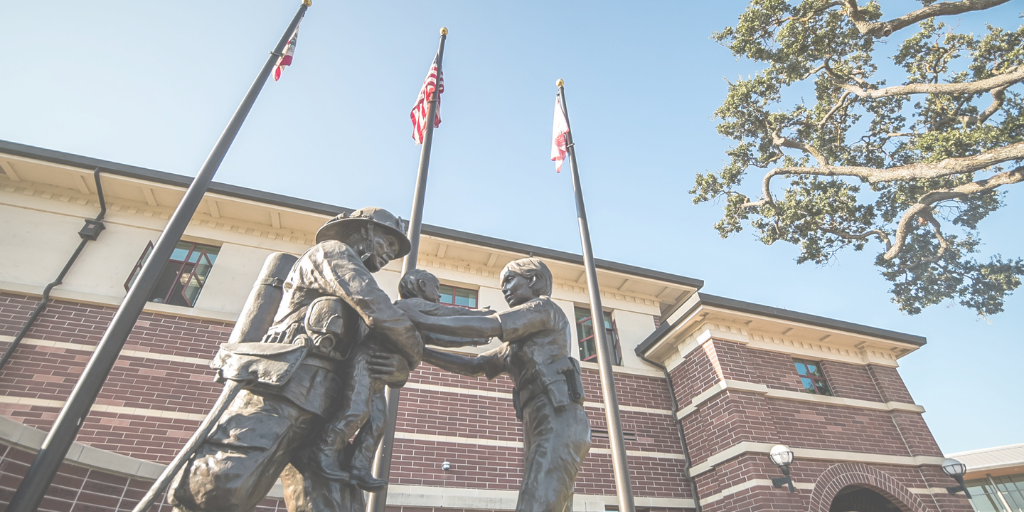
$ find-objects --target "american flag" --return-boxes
[551,95,570,172]
[410,57,444,144]
[274,21,301,81]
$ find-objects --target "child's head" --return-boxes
[398,269,442,302]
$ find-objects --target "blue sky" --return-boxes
[1,1,1021,454]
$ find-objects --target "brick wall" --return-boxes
[671,337,970,512]
[0,443,286,512]
[819,360,883,402]
[0,291,965,511]
[0,292,690,510]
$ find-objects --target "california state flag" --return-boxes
[551,95,570,172]
[274,21,301,81]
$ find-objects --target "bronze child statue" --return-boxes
[398,257,591,512]
[307,268,492,490]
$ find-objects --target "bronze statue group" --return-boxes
[167,207,591,512]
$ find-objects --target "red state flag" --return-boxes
[551,95,570,172]
[274,21,301,81]
[411,57,444,144]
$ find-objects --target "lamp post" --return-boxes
[769,444,796,493]
[942,458,973,498]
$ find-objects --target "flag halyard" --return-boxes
[551,95,570,172]
[274,20,301,81]
[411,57,444,144]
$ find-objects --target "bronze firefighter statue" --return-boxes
[134,207,481,512]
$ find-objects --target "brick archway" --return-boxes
[808,463,929,512]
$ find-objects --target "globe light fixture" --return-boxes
[769,444,796,493]
[942,458,972,498]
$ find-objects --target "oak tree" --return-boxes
[694,0,1024,315]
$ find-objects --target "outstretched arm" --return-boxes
[397,302,502,339]
[420,331,490,348]
[422,345,506,379]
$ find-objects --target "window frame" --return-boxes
[124,241,154,292]
[125,240,220,308]
[437,283,479,309]
[792,358,834,396]
[574,306,623,365]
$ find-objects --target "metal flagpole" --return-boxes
[557,79,637,512]
[367,26,447,512]
[5,3,312,510]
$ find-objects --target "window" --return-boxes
[125,241,220,308]
[438,284,477,308]
[966,474,1024,512]
[793,358,833,396]
[575,306,622,365]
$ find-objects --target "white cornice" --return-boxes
[3,175,690,309]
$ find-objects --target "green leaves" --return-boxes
[698,0,1024,315]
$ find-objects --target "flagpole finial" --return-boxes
[556,79,564,87]
[302,0,311,5]
[440,27,448,35]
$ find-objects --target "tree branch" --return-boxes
[842,65,1024,99]
[772,140,1024,183]
[900,209,950,270]
[772,129,829,166]
[823,225,893,250]
[819,91,852,128]
[883,165,1024,260]
[974,85,1009,126]
[842,0,1013,37]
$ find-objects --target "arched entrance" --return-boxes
[830,485,907,511]
[807,463,927,512]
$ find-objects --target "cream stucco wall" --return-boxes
[611,309,659,369]
[1,176,672,371]
[193,243,277,314]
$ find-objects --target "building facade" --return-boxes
[0,139,972,512]
[947,444,1024,512]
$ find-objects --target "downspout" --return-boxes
[638,351,702,512]
[0,168,106,372]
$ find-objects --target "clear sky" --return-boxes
[1,0,1021,454]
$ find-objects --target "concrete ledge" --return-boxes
[394,431,686,460]
[690,441,946,477]
[0,415,165,480]
[0,281,239,323]
[677,379,925,419]
[0,336,213,367]
[404,382,672,416]
[386,484,694,511]
[699,478,815,505]
[0,396,209,422]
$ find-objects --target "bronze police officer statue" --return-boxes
[398,258,591,512]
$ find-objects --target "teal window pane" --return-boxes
[795,362,808,375]
[793,358,833,396]
[806,362,822,377]
[454,288,477,308]
[438,285,454,305]
[438,284,477,308]
[170,242,192,261]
